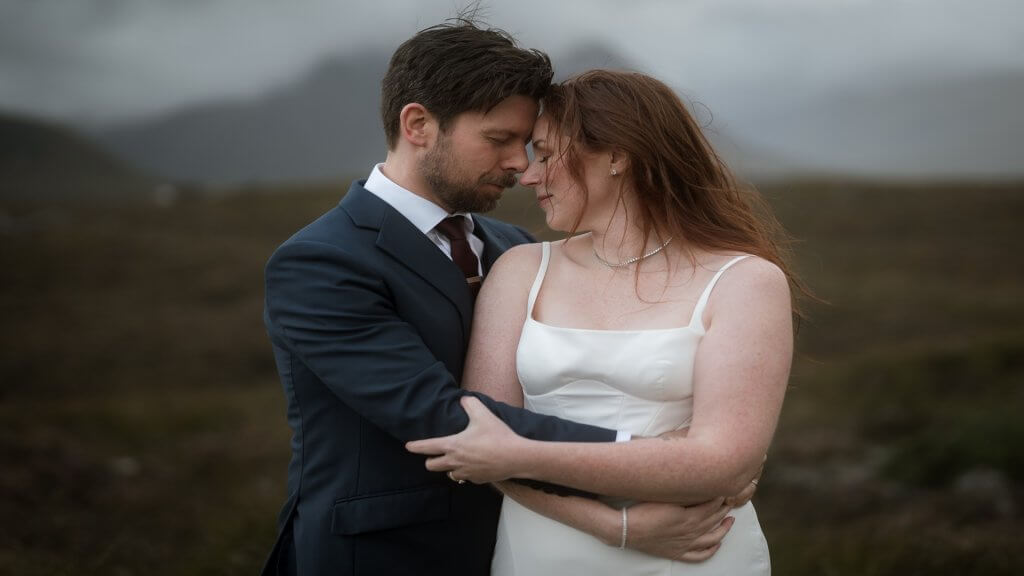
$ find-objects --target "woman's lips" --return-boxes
[537,194,553,205]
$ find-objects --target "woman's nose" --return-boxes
[520,162,541,187]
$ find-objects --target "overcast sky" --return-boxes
[1,0,1021,127]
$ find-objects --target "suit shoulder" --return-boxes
[267,205,366,270]
[271,204,370,263]
[282,205,355,246]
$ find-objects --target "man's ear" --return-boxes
[398,103,437,148]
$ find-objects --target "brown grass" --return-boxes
[1,179,1022,574]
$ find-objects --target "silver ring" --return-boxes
[750,478,759,487]
[447,471,466,485]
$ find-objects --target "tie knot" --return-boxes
[435,216,468,241]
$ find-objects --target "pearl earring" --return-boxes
[610,168,618,176]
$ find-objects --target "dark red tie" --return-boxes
[435,216,482,299]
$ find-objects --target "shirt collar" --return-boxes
[363,163,475,235]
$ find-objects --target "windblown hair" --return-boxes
[380,19,553,149]
[543,69,811,317]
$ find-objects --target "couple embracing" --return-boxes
[262,18,799,576]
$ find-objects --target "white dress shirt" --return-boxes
[362,163,629,441]
[364,164,483,275]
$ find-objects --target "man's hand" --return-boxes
[625,498,734,562]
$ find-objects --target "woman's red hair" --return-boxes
[543,69,811,317]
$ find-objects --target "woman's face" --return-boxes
[520,115,616,233]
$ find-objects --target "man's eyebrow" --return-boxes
[483,128,534,145]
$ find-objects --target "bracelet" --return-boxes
[618,506,628,549]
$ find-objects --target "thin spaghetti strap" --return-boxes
[525,242,551,317]
[687,255,752,330]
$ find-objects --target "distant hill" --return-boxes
[90,44,788,185]
[94,46,1024,184]
[1,112,150,201]
[726,71,1024,179]
[94,52,392,184]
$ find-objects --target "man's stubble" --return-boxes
[421,132,517,214]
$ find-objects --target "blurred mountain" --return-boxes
[0,112,150,201]
[87,44,1023,185]
[735,72,1024,179]
[90,44,788,184]
[93,52,391,184]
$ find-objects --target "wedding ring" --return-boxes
[447,471,466,485]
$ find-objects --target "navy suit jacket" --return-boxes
[261,181,616,576]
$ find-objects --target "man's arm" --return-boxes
[264,239,616,443]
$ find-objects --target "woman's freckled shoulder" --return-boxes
[728,258,792,315]
[703,256,791,331]
[709,255,789,302]
[481,243,544,304]
[492,242,544,276]
[741,257,788,291]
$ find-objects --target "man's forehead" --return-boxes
[476,98,538,130]
[482,96,539,120]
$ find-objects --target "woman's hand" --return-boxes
[627,498,735,562]
[406,396,530,483]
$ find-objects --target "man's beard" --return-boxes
[421,134,517,214]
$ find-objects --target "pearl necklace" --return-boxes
[593,237,674,268]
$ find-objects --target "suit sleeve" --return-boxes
[264,239,616,444]
[514,224,537,244]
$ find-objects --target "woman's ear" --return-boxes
[609,150,629,177]
[398,103,437,148]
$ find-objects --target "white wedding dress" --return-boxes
[492,242,771,575]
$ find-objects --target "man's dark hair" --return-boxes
[380,18,553,149]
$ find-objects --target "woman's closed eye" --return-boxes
[532,144,551,164]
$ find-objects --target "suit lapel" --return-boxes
[342,183,473,340]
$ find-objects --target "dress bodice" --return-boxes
[496,242,770,576]
[515,242,749,437]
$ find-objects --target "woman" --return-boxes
[408,70,802,575]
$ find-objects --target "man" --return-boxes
[262,20,736,576]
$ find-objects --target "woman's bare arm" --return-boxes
[460,244,536,406]
[411,257,792,502]
[495,481,735,562]
[461,245,736,556]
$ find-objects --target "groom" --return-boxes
[262,20,733,576]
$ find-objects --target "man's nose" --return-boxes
[503,145,530,174]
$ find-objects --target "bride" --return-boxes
[409,70,802,575]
